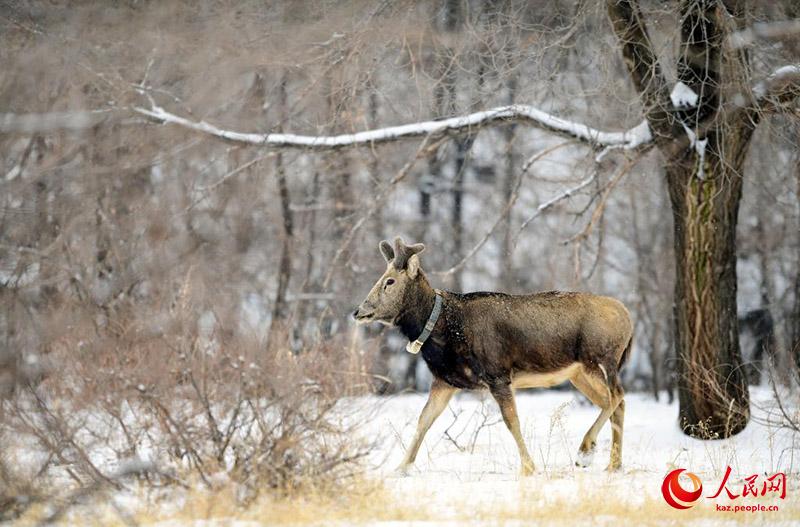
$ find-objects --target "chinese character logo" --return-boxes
[708,466,786,501]
[662,468,704,509]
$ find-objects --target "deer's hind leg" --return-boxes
[570,365,624,470]
[609,397,625,471]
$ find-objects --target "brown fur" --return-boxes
[354,238,634,475]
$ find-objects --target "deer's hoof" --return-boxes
[394,463,412,477]
[605,462,622,472]
[520,460,535,476]
[575,449,595,468]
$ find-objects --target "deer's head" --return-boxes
[353,237,426,325]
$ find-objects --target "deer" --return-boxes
[353,237,633,476]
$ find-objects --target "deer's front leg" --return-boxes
[490,382,534,476]
[397,377,457,474]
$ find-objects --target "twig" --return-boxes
[38,459,158,526]
[321,134,444,289]
[432,141,575,277]
[510,170,598,254]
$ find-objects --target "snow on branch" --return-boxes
[753,64,800,105]
[670,82,698,109]
[134,103,651,151]
[1,101,652,152]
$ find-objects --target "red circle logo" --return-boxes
[662,468,703,509]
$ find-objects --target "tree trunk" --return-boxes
[450,136,472,291]
[500,76,517,291]
[793,248,800,372]
[790,143,800,372]
[666,130,752,437]
[268,76,294,346]
[293,170,320,346]
[629,190,659,399]
[419,75,445,232]
[367,85,383,239]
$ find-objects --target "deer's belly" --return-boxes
[511,363,581,389]
[421,348,483,389]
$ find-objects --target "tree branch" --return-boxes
[133,102,651,152]
[606,0,677,142]
[675,0,723,129]
[432,141,576,277]
[509,169,600,255]
[659,63,800,160]
[0,110,118,134]
[2,101,653,154]
[321,134,443,289]
[727,20,800,49]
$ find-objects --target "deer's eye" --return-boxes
[385,278,395,288]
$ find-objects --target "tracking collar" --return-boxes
[406,290,443,354]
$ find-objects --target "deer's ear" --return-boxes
[379,240,395,263]
[407,254,421,278]
[406,242,425,256]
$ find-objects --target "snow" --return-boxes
[695,137,709,180]
[767,64,800,82]
[681,122,709,180]
[5,163,21,181]
[671,81,699,108]
[373,386,797,474]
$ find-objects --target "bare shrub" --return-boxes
[0,300,374,521]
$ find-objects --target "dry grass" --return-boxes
[11,471,799,526]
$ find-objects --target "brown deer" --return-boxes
[353,237,633,475]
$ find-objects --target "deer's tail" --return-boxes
[618,334,633,371]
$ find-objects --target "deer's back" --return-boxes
[429,290,632,388]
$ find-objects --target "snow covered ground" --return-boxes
[26,386,799,526]
[352,386,799,526]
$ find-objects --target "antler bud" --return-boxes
[392,237,425,270]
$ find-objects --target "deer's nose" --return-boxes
[352,303,374,321]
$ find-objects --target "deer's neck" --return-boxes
[396,277,438,342]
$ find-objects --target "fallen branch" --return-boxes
[38,459,159,526]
